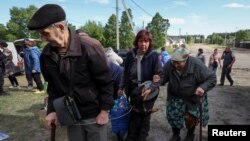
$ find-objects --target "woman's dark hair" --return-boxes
[133,29,153,49]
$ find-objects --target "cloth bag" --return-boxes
[53,95,82,126]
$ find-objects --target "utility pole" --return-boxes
[224,32,227,46]
[121,0,136,35]
[234,27,238,47]
[116,0,120,50]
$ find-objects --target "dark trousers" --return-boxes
[0,67,4,94]
[125,111,151,141]
[220,66,233,84]
[67,118,107,141]
[8,74,19,86]
[26,73,33,87]
[32,73,44,91]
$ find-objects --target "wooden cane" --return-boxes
[51,123,56,141]
[199,98,203,141]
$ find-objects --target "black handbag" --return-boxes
[53,58,82,126]
[53,95,82,126]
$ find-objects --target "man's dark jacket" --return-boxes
[40,30,114,119]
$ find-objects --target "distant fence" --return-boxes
[238,41,250,49]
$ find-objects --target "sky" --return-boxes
[1,0,250,37]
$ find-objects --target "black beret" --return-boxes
[27,4,66,30]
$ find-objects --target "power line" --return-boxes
[130,0,153,17]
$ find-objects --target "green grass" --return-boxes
[0,89,67,141]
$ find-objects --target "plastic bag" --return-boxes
[110,94,130,140]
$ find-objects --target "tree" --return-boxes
[146,12,170,49]
[6,5,38,41]
[81,21,105,45]
[103,14,117,49]
[119,9,135,49]
[68,23,76,31]
[0,24,7,40]
[236,30,250,42]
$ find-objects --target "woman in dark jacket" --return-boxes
[118,29,163,141]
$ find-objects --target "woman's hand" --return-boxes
[153,75,160,82]
[141,89,152,101]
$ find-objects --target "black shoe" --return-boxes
[169,135,181,141]
[230,81,234,86]
[184,133,195,141]
[217,84,224,86]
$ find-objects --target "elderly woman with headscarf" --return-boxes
[161,46,216,141]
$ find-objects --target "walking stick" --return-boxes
[51,123,56,141]
[199,98,202,141]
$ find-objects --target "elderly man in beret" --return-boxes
[159,46,216,141]
[27,4,114,141]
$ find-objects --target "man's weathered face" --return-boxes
[38,24,64,48]
[172,60,187,71]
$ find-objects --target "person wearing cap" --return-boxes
[118,29,163,141]
[160,46,216,141]
[218,46,235,86]
[23,39,44,93]
[27,4,114,141]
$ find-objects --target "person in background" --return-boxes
[27,4,114,141]
[23,39,44,93]
[19,45,33,89]
[208,48,221,74]
[161,47,216,141]
[0,41,21,89]
[118,29,163,141]
[159,47,170,66]
[0,40,8,95]
[108,61,123,99]
[196,48,205,64]
[105,47,123,66]
[76,29,89,36]
[218,46,236,86]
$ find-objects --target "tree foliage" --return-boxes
[146,12,170,49]
[81,21,105,45]
[119,9,135,49]
[6,5,38,41]
[0,24,7,40]
[103,14,117,49]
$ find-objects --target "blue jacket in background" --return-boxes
[160,50,170,66]
[108,61,124,99]
[23,46,41,73]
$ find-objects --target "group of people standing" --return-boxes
[0,38,44,96]
[196,46,236,86]
[24,3,239,141]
